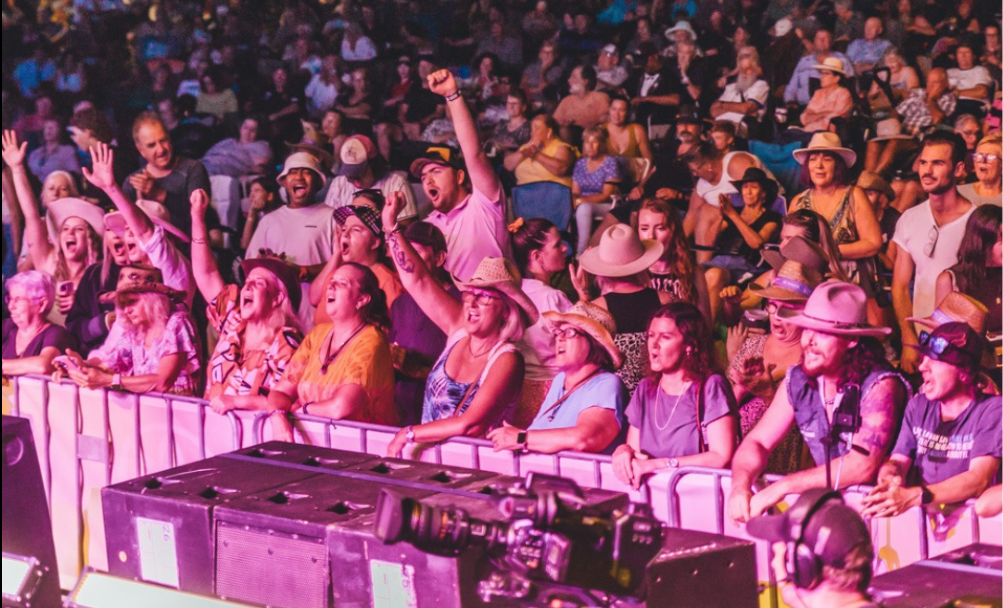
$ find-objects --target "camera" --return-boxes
[374,473,663,603]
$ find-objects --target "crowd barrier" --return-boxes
[5,375,1001,599]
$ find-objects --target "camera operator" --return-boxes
[728,282,910,522]
[862,323,1001,518]
[748,489,881,608]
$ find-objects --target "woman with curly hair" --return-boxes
[637,198,710,321]
[936,205,1002,339]
[612,302,738,489]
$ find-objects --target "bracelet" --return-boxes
[444,91,462,102]
[384,225,401,237]
[192,237,207,245]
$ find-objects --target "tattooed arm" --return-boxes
[382,192,464,335]
[748,377,907,517]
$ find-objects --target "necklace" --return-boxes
[320,323,367,375]
[467,336,496,358]
[654,381,691,431]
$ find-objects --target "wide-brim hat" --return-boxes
[665,21,697,41]
[46,197,106,242]
[793,132,857,168]
[455,257,540,327]
[544,301,623,370]
[856,171,896,202]
[111,282,186,302]
[241,256,303,311]
[751,260,823,302]
[278,151,327,187]
[410,146,463,179]
[762,236,829,276]
[98,265,163,304]
[869,118,913,143]
[104,199,190,243]
[812,56,848,77]
[778,280,892,337]
[340,135,377,179]
[907,291,989,335]
[579,224,665,278]
[730,167,779,205]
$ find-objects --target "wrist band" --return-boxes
[445,91,462,102]
[384,225,401,237]
[192,237,207,245]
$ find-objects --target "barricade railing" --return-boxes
[6,375,1000,595]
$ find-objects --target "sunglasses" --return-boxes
[918,330,953,356]
[552,327,585,340]
[973,153,1000,163]
[923,225,940,258]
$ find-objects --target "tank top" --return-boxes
[421,330,518,425]
[793,187,879,293]
[603,289,663,333]
[695,152,748,207]
[606,123,642,158]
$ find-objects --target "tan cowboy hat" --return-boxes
[104,199,190,243]
[812,56,848,77]
[751,260,823,302]
[856,171,896,203]
[779,281,892,337]
[46,197,106,242]
[579,224,665,278]
[278,151,328,187]
[544,301,623,370]
[762,236,829,276]
[111,281,186,303]
[455,257,540,327]
[907,291,989,335]
[868,118,913,143]
[792,132,857,168]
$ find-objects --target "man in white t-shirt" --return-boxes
[947,42,992,103]
[323,135,419,221]
[891,132,975,373]
[304,54,341,118]
[710,50,770,135]
[247,152,335,328]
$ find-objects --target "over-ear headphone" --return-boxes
[785,489,843,590]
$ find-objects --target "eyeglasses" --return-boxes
[923,225,941,258]
[765,301,802,314]
[552,327,585,340]
[461,291,502,306]
[973,153,1000,163]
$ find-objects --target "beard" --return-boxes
[735,74,757,94]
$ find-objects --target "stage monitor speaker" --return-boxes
[64,569,258,608]
[1,416,60,608]
[870,554,1003,608]
[645,528,758,608]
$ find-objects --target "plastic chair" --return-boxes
[511,182,574,231]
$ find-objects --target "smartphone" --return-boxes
[53,355,82,374]
[58,281,75,296]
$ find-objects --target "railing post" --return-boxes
[165,397,176,468]
[12,376,20,417]
[197,405,207,459]
[133,394,143,477]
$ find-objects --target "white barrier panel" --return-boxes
[9,376,1002,595]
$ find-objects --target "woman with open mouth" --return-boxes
[2,130,105,326]
[381,192,538,459]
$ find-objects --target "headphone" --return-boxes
[784,488,844,590]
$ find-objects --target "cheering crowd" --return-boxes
[2,0,1001,552]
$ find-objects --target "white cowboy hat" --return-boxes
[579,224,664,278]
[792,132,857,168]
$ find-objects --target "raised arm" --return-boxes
[189,189,225,304]
[2,168,23,258]
[83,143,155,242]
[428,70,502,199]
[2,131,55,268]
[382,192,463,335]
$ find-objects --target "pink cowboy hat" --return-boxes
[778,281,891,337]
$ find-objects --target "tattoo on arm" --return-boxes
[389,234,416,275]
[855,381,903,457]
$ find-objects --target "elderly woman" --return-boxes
[488,301,628,455]
[3,131,104,318]
[797,58,854,134]
[2,271,77,375]
[189,189,304,415]
[957,135,1002,208]
[382,193,536,457]
[572,126,624,256]
[67,282,202,396]
[613,302,738,489]
[504,114,576,188]
[268,262,397,435]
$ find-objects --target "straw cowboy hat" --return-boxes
[907,291,989,335]
[544,301,623,370]
[856,171,896,203]
[812,56,848,77]
[46,197,106,241]
[793,132,857,168]
[278,151,328,187]
[242,255,304,311]
[751,260,823,302]
[455,257,540,327]
[779,281,892,337]
[110,281,186,303]
[579,224,665,278]
[868,118,913,143]
[762,236,830,276]
[104,199,190,243]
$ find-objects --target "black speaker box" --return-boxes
[645,528,758,608]
[2,416,61,608]
[870,547,1003,608]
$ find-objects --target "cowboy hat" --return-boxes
[907,291,989,335]
[278,151,327,187]
[241,255,304,311]
[104,199,190,243]
[868,118,913,143]
[762,236,829,276]
[856,171,896,203]
[730,167,779,206]
[664,21,697,41]
[792,132,857,168]
[455,257,540,327]
[544,301,623,370]
[811,56,848,77]
[46,197,106,241]
[579,224,664,278]
[112,281,186,302]
[751,260,823,302]
[779,281,892,337]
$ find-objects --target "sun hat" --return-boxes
[277,151,327,187]
[241,254,304,311]
[856,171,896,203]
[104,199,190,243]
[112,281,186,302]
[544,301,623,370]
[410,146,464,179]
[665,21,697,41]
[579,224,665,278]
[793,132,857,168]
[868,118,913,143]
[46,197,106,240]
[907,292,989,335]
[333,205,382,238]
[730,167,779,206]
[906,322,987,368]
[773,18,793,37]
[762,236,829,276]
[778,281,892,337]
[285,141,335,170]
[455,257,540,327]
[340,135,378,180]
[751,260,823,302]
[811,56,848,77]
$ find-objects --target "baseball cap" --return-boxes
[410,146,463,179]
[907,322,987,368]
[340,135,377,180]
[333,205,382,238]
[601,44,618,56]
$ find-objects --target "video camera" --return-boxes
[374,473,664,604]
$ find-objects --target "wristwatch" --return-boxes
[111,373,123,391]
[516,431,528,451]
[404,426,416,445]
[666,457,680,469]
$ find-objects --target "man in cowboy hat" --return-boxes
[862,323,1000,518]
[728,281,910,523]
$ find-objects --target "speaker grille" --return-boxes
[215,522,329,608]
